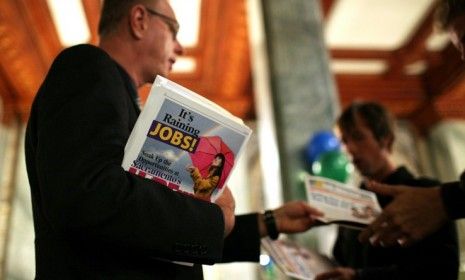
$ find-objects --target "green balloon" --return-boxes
[311,150,353,183]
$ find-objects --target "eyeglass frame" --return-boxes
[144,6,180,40]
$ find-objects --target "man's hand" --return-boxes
[359,181,448,247]
[215,186,235,237]
[315,267,357,280]
[259,201,323,237]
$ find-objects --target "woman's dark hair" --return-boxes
[337,101,395,144]
[209,153,225,179]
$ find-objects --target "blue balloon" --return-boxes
[305,130,340,164]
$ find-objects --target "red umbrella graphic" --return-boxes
[189,136,235,190]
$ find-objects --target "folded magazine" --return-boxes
[261,237,334,280]
[304,174,382,229]
[122,75,252,202]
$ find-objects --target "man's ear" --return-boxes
[129,5,148,39]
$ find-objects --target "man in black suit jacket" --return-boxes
[25,0,322,279]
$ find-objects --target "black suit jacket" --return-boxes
[25,44,260,279]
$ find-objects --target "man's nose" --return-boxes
[174,39,184,56]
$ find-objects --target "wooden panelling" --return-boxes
[0,0,60,123]
[0,0,464,133]
[336,74,427,117]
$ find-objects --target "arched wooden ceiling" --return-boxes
[0,0,464,135]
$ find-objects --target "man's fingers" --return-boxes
[358,211,391,243]
[368,211,391,232]
[376,226,406,247]
[396,235,413,247]
[359,211,414,247]
[299,201,324,216]
[307,204,324,217]
[359,225,374,243]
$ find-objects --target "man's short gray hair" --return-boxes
[98,0,156,37]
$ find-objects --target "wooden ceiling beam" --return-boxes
[15,0,61,68]
[387,3,437,75]
[0,67,19,124]
[0,0,461,127]
[423,44,465,97]
[330,4,438,77]
[408,93,465,135]
[82,0,102,46]
[336,74,427,117]
[320,0,336,19]
[330,49,393,60]
[406,44,465,133]
[171,0,254,120]
[212,0,251,98]
[0,0,59,121]
[173,0,220,94]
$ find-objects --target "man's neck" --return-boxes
[369,159,397,182]
[99,36,142,88]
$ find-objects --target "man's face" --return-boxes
[339,115,391,180]
[448,14,465,60]
[142,0,183,82]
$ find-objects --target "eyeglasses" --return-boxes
[144,6,180,40]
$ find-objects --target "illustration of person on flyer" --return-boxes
[187,153,225,201]
[187,136,235,201]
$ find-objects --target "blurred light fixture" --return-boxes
[46,0,90,47]
[259,254,271,266]
[331,59,388,74]
[170,0,201,48]
[326,0,435,50]
[172,57,197,73]
[426,32,450,51]
[404,60,427,75]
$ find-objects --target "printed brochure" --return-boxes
[304,174,382,229]
[122,75,252,202]
[261,237,334,280]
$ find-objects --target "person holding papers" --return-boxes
[359,0,465,248]
[315,102,459,280]
[24,0,322,279]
